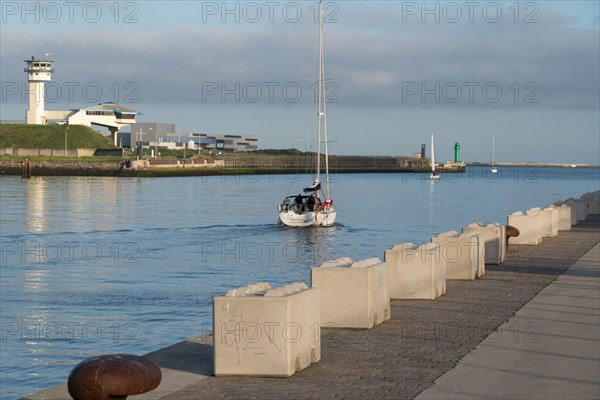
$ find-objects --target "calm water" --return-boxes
[0,167,598,398]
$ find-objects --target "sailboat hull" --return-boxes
[278,206,336,227]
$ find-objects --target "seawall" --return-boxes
[0,157,465,177]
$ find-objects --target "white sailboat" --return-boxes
[277,0,336,227]
[429,133,440,180]
[490,136,498,173]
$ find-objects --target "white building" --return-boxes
[122,123,259,152]
[63,103,140,146]
[24,55,139,146]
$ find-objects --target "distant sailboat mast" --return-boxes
[429,132,440,180]
[430,133,436,173]
[490,135,498,173]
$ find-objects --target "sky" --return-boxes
[1,1,599,164]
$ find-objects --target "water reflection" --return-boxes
[25,179,48,233]
[277,225,339,268]
[25,178,121,234]
[428,179,437,224]
[23,270,50,293]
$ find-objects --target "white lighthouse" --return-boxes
[24,55,54,125]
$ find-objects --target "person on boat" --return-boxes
[294,194,305,213]
[307,195,316,211]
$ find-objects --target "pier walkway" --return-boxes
[26,215,599,400]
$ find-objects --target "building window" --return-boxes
[86,110,114,116]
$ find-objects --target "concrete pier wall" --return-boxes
[223,155,428,169]
[0,147,96,157]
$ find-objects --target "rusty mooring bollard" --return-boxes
[505,225,520,248]
[506,225,520,239]
[68,354,161,400]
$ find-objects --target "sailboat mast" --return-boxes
[315,0,323,185]
[491,135,495,166]
[319,0,331,200]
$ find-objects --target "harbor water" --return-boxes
[0,166,598,399]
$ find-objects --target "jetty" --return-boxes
[25,194,599,400]
[1,154,466,178]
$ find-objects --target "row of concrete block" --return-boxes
[507,191,599,245]
[213,191,598,377]
[212,224,500,377]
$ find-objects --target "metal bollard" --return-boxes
[68,354,161,400]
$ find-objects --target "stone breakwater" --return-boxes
[0,158,464,177]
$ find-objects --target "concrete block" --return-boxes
[508,210,542,245]
[383,243,446,300]
[549,204,572,231]
[540,207,559,237]
[526,208,544,243]
[565,198,587,222]
[213,281,320,377]
[461,222,506,264]
[580,191,600,215]
[431,231,482,280]
[311,257,390,329]
[555,200,577,226]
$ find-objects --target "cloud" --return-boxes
[1,4,598,111]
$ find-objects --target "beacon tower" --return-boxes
[454,142,461,163]
[25,55,54,125]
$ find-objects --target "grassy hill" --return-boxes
[0,124,116,149]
